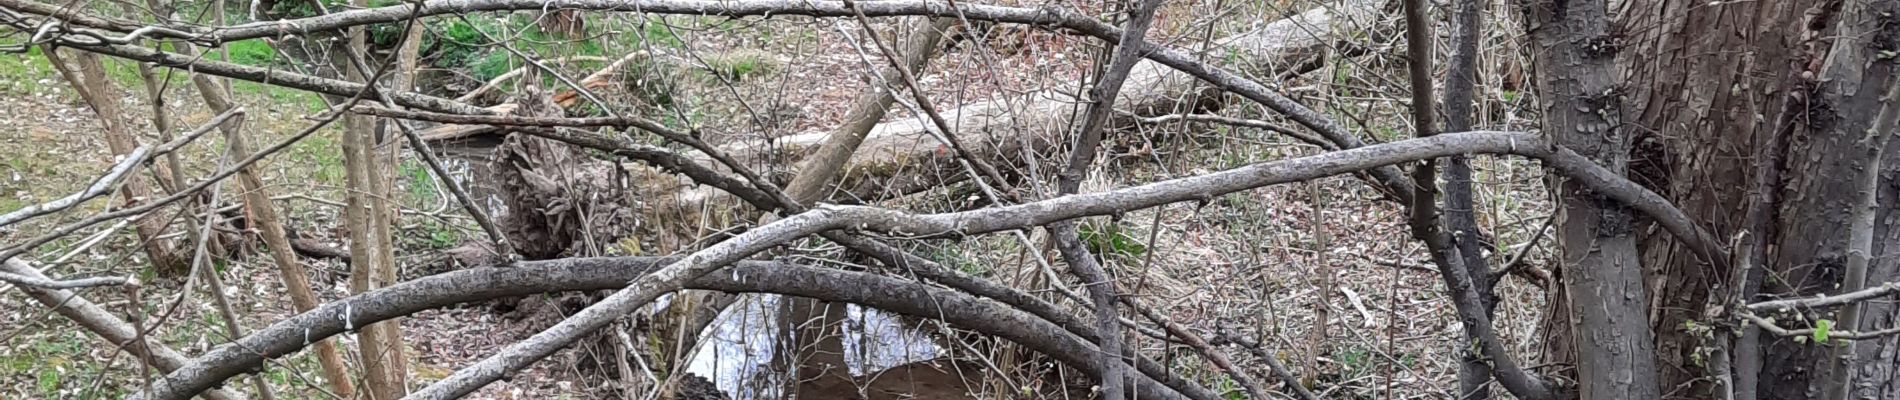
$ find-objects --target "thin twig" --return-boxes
[1741,312,1900,341]
[1749,282,1900,313]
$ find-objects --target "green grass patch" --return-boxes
[0,46,55,91]
[701,50,777,81]
[1079,222,1148,260]
[285,133,346,186]
[398,159,441,205]
[225,40,280,66]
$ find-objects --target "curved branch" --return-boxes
[417,131,1718,399]
[132,259,1194,400]
[0,259,245,400]
[130,131,1718,399]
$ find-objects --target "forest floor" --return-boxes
[1,3,1557,399]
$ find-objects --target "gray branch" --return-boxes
[0,145,149,230]
[130,258,1193,400]
[125,131,1715,399]
[1748,282,1900,313]
[0,259,245,400]
[405,131,1705,399]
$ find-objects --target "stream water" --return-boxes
[684,294,941,399]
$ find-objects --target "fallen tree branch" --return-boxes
[0,259,245,400]
[414,131,1705,399]
[131,258,1197,400]
[0,258,129,289]
[784,15,955,203]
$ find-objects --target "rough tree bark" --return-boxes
[1521,0,1661,396]
[1762,0,1900,397]
[1528,0,1900,397]
[334,19,410,399]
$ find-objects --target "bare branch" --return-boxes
[1741,312,1900,341]
[7,0,1417,200]
[0,259,245,400]
[0,145,150,230]
[1049,1,1166,399]
[1749,282,1900,313]
[414,131,1696,399]
[1125,111,1331,148]
[131,258,1200,400]
[0,258,129,289]
[120,130,1717,399]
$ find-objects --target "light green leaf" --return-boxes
[1815,319,1834,344]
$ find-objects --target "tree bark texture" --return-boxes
[1524,0,1660,396]
[333,23,409,398]
[1544,0,1900,397]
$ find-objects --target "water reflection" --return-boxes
[686,294,940,399]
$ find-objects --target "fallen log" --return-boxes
[626,0,1383,217]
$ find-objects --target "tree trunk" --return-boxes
[334,21,410,398]
[44,49,189,276]
[1611,0,1810,396]
[1530,0,1900,397]
[1768,0,1900,397]
[1523,0,1660,396]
